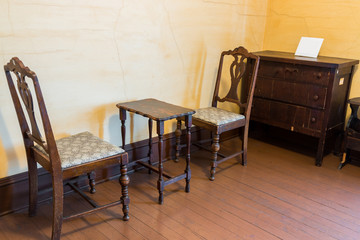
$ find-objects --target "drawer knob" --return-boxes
[314,72,322,79]
[274,68,282,75]
[311,117,316,123]
[313,95,319,101]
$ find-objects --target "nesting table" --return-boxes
[116,98,195,204]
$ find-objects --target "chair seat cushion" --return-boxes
[193,107,245,126]
[35,131,125,169]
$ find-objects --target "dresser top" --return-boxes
[253,50,359,68]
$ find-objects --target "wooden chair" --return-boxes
[176,46,260,180]
[339,97,360,169]
[4,57,130,240]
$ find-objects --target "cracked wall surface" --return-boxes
[0,0,268,177]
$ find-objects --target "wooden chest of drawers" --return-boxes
[251,51,358,166]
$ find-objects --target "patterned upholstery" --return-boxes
[193,107,245,126]
[34,131,125,169]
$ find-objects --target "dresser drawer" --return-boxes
[255,77,327,109]
[251,98,324,133]
[301,66,330,86]
[258,61,285,78]
[258,61,330,86]
[254,77,273,99]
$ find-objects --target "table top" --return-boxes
[116,98,195,121]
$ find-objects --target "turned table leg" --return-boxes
[185,115,192,192]
[157,120,164,204]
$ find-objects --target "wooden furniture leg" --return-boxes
[175,119,182,163]
[51,177,63,240]
[148,119,153,173]
[210,134,220,181]
[27,149,38,217]
[157,120,164,204]
[120,159,130,221]
[120,109,127,150]
[87,172,96,194]
[185,115,192,192]
[316,134,326,166]
[119,108,130,219]
[242,125,248,166]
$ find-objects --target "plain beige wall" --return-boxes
[0,0,268,177]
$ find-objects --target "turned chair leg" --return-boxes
[27,151,38,217]
[87,171,96,194]
[175,119,182,162]
[210,133,220,181]
[51,177,64,240]
[119,162,130,221]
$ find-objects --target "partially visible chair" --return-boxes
[176,46,260,180]
[339,97,360,169]
[4,57,130,240]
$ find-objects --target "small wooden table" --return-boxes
[116,98,195,204]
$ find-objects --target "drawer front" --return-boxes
[258,61,285,79]
[301,65,331,86]
[254,77,273,98]
[283,65,330,86]
[308,108,324,131]
[258,61,331,86]
[255,78,327,109]
[252,98,324,132]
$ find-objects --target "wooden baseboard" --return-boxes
[0,127,239,216]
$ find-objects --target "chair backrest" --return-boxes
[4,57,61,170]
[212,46,260,118]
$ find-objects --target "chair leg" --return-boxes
[27,150,38,217]
[242,125,249,166]
[175,119,182,163]
[338,152,347,169]
[210,133,220,181]
[119,162,130,221]
[51,176,63,240]
[339,148,352,169]
[338,133,348,169]
[87,171,96,194]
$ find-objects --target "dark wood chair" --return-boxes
[176,46,260,180]
[339,97,360,169]
[4,57,130,240]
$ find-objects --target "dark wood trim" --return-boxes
[0,126,239,216]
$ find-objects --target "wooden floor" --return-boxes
[1,137,360,240]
